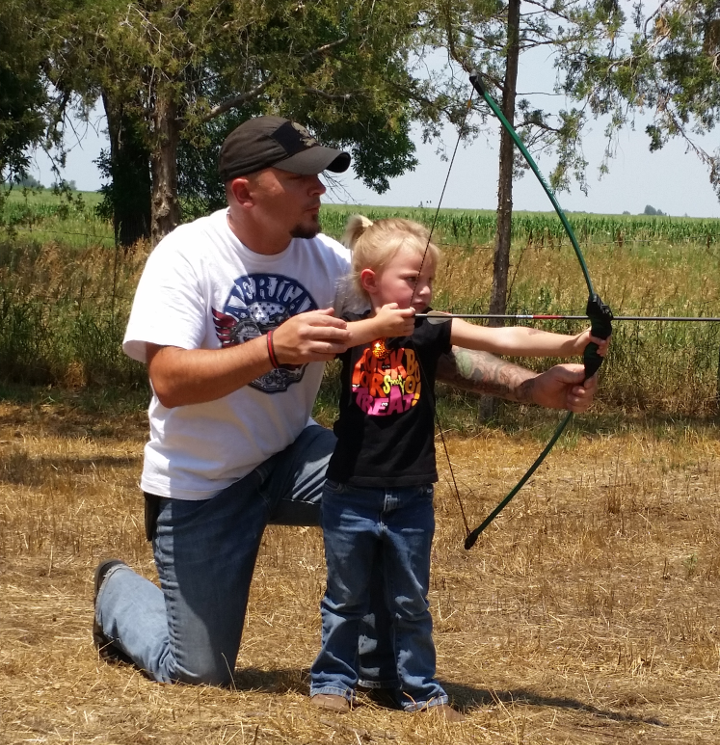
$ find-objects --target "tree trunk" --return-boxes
[101,93,152,248]
[480,0,521,422]
[491,0,521,318]
[150,95,181,246]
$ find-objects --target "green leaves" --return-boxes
[0,0,53,184]
[38,0,454,236]
[560,0,719,201]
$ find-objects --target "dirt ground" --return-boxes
[1,398,719,744]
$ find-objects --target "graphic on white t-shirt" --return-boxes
[212,272,318,393]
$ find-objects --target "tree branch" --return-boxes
[199,35,351,123]
[201,79,272,122]
[304,87,355,102]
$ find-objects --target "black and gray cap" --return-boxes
[218,116,351,182]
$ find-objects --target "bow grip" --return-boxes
[583,293,613,381]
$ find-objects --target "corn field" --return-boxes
[321,205,719,249]
[1,191,719,416]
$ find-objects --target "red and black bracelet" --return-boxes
[266,329,280,368]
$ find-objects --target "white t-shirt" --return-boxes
[123,208,351,500]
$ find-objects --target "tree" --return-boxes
[643,204,665,216]
[44,0,463,245]
[432,1,717,335]
[94,105,152,247]
[14,174,44,188]
[560,0,720,201]
[440,0,629,296]
[0,0,51,189]
[424,0,628,418]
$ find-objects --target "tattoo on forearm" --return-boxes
[516,376,536,405]
[437,348,537,404]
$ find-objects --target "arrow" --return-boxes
[417,311,720,324]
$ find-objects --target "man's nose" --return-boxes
[309,175,326,195]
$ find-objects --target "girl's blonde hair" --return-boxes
[341,215,440,300]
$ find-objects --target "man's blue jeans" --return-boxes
[310,481,448,711]
[94,425,398,687]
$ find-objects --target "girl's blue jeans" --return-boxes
[94,425,397,687]
[310,481,448,711]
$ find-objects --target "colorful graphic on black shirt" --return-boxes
[351,345,421,416]
[212,273,317,393]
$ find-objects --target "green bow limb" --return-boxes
[464,72,613,550]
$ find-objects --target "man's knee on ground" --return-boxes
[171,658,236,688]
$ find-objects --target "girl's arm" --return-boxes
[346,304,416,347]
[450,318,610,358]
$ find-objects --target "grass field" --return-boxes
[1,189,719,412]
[1,393,719,744]
[1,190,719,743]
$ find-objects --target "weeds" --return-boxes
[1,193,719,417]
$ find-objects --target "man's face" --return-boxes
[248,167,327,240]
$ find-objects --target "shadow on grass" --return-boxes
[443,680,668,727]
[1,382,717,441]
[0,382,150,414]
[231,667,668,727]
[0,453,141,485]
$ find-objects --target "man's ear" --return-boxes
[359,268,378,296]
[228,177,253,208]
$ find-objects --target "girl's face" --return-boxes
[361,246,435,313]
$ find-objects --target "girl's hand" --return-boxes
[373,303,416,338]
[573,329,611,357]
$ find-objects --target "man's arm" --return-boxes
[148,309,351,408]
[436,347,598,413]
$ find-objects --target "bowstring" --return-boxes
[415,90,476,539]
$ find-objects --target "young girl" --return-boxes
[310,216,608,719]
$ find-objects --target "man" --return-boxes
[93,115,598,691]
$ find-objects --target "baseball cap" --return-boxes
[218,116,351,181]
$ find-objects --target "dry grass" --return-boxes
[1,399,720,744]
[435,239,718,318]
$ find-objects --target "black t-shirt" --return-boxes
[326,314,452,488]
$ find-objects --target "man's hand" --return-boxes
[147,309,351,409]
[437,348,599,413]
[528,363,598,413]
[271,308,351,366]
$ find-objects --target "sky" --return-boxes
[28,52,720,219]
[333,118,719,218]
